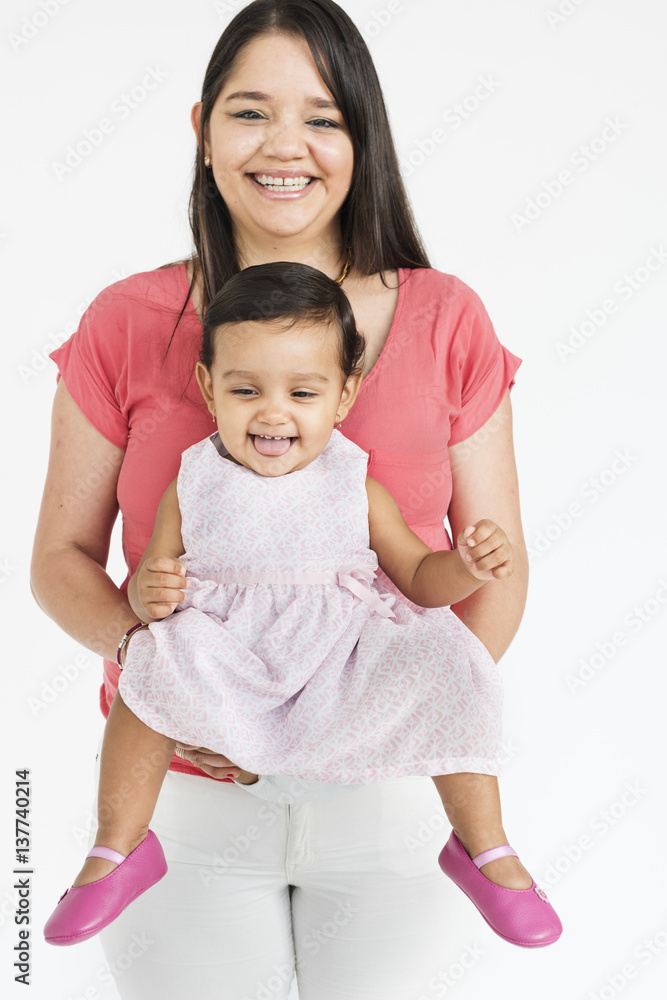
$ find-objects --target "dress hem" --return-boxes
[234,757,502,784]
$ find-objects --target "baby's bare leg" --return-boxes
[72,690,176,887]
[432,773,532,889]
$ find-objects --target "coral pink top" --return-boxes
[49,262,522,782]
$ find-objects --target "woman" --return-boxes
[32,1,527,996]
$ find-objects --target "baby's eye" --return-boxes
[230,389,315,398]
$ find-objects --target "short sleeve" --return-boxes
[448,285,522,446]
[49,285,129,450]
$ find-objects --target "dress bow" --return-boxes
[336,563,396,619]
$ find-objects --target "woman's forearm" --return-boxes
[449,544,529,664]
[31,547,139,662]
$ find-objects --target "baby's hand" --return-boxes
[456,520,514,582]
[137,556,189,619]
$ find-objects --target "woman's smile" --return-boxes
[248,168,319,200]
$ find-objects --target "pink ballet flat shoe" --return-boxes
[438,831,562,947]
[44,830,167,946]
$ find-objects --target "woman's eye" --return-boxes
[308,118,339,129]
[232,112,338,128]
[231,389,256,395]
[293,391,316,398]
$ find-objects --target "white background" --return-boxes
[2,0,666,997]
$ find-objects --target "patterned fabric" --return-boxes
[118,429,504,783]
[49,262,521,781]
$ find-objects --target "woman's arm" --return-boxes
[447,390,529,663]
[31,381,246,780]
[30,380,137,660]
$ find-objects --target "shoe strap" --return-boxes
[86,846,127,865]
[471,844,518,868]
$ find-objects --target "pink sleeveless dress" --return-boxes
[118,429,503,782]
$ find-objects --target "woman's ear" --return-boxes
[191,102,211,160]
[195,361,215,417]
[190,102,203,140]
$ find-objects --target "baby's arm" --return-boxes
[127,478,189,623]
[366,476,513,608]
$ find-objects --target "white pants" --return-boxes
[90,754,461,999]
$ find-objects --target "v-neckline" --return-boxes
[180,263,409,396]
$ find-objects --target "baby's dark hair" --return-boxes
[200,262,366,384]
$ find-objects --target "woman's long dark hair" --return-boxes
[201,261,366,384]
[161,0,431,352]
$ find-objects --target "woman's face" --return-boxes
[193,32,354,250]
[195,319,362,478]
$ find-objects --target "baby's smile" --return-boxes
[250,433,298,458]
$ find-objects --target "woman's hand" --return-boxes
[174,745,259,784]
[135,556,189,621]
[456,519,514,582]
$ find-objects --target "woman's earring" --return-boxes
[212,411,217,422]
[204,154,211,167]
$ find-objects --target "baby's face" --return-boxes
[197,318,359,477]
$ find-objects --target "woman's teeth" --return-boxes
[256,435,291,439]
[253,175,312,191]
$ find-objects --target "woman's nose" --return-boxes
[261,117,309,161]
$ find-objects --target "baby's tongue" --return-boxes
[253,434,292,457]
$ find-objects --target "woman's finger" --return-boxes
[175,745,240,777]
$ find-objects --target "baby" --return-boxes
[44,261,561,950]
